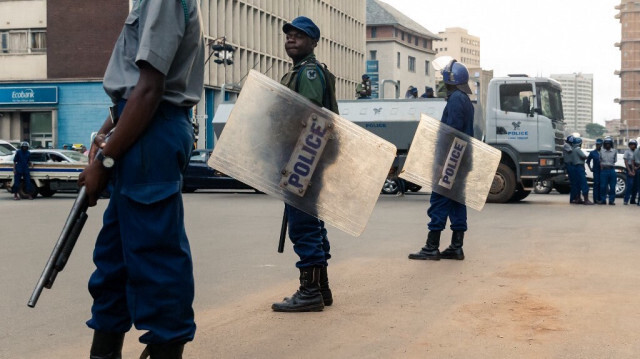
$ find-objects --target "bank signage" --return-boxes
[0,86,58,105]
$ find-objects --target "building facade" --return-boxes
[0,0,366,149]
[434,27,480,68]
[550,73,593,136]
[616,1,640,139]
[365,0,439,99]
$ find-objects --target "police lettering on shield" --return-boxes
[438,137,468,190]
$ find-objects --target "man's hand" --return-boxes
[78,161,110,207]
[89,134,107,165]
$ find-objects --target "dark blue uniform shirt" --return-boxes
[442,89,474,136]
[586,149,601,172]
[13,149,30,172]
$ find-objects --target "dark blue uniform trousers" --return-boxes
[625,169,636,203]
[427,192,468,232]
[592,168,601,202]
[86,102,196,345]
[567,164,580,201]
[12,170,33,193]
[575,165,589,196]
[285,204,331,268]
[600,168,617,204]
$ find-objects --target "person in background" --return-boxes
[356,74,372,99]
[563,136,578,203]
[586,138,602,203]
[420,86,435,98]
[571,137,593,205]
[599,137,617,205]
[405,86,418,99]
[623,139,637,205]
[634,141,640,206]
[12,141,33,200]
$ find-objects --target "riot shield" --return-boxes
[399,114,500,211]
[208,70,397,236]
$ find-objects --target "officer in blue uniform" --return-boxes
[11,141,33,200]
[271,17,339,313]
[78,1,204,358]
[409,59,474,261]
[586,138,602,203]
[599,137,617,205]
[571,137,593,205]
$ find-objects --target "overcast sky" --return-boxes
[382,0,621,125]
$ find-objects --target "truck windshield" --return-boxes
[536,83,564,122]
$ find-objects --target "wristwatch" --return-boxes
[96,152,115,169]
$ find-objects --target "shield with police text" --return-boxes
[399,114,501,211]
[208,70,397,236]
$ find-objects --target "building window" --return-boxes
[425,60,430,75]
[408,56,416,73]
[370,26,377,38]
[423,39,427,48]
[415,37,418,46]
[408,34,412,43]
[401,31,405,41]
[397,52,401,68]
[0,29,46,54]
[369,50,377,60]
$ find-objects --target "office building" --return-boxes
[365,0,439,99]
[550,73,593,136]
[616,1,640,139]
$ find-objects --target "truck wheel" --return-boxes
[487,163,516,203]
[18,180,38,199]
[38,185,57,197]
[534,179,553,194]
[381,178,399,195]
[615,172,626,198]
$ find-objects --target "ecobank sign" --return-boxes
[0,87,58,105]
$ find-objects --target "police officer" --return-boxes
[405,86,418,99]
[586,138,602,203]
[356,74,372,99]
[11,141,33,200]
[623,139,637,205]
[599,137,617,205]
[420,86,435,98]
[571,137,593,205]
[272,16,338,312]
[78,0,204,358]
[563,135,580,203]
[635,141,640,206]
[409,59,474,261]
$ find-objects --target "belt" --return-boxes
[113,99,189,124]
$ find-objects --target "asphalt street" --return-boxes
[1,190,639,358]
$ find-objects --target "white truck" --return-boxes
[212,75,566,202]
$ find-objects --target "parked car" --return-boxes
[182,149,256,192]
[534,150,625,197]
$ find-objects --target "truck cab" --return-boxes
[484,76,565,202]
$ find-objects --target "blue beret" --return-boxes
[283,16,320,41]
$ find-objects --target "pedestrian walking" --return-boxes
[11,141,33,200]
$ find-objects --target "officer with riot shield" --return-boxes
[409,59,474,261]
[271,16,339,312]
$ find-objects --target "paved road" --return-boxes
[1,191,639,358]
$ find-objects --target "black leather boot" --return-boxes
[440,231,465,260]
[139,343,184,359]
[319,266,333,306]
[89,331,125,359]
[408,231,441,260]
[272,267,324,312]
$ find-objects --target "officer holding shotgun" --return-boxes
[77,0,204,358]
[272,16,339,313]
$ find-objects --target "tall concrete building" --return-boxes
[550,73,594,136]
[616,1,640,139]
[365,0,439,99]
[434,27,480,68]
[0,1,366,149]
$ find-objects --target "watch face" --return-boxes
[103,156,115,168]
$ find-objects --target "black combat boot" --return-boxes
[408,231,441,260]
[89,331,125,359]
[139,342,184,359]
[272,266,324,312]
[440,231,465,260]
[319,266,333,306]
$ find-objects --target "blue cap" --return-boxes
[362,74,370,80]
[595,138,603,144]
[283,16,320,41]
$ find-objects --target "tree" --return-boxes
[585,123,606,138]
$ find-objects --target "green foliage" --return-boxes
[585,123,606,138]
